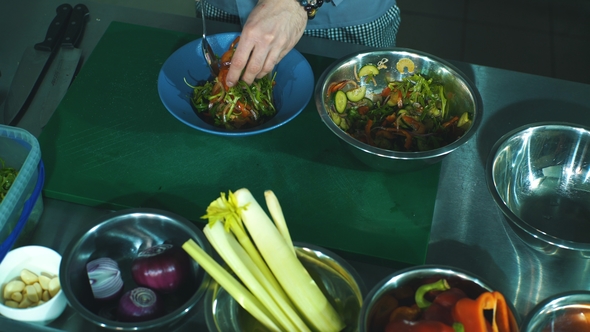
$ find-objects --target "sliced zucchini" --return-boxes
[360,98,374,108]
[386,96,398,107]
[358,65,379,78]
[339,119,350,131]
[334,90,347,113]
[330,111,341,125]
[398,113,414,128]
[346,86,367,102]
[457,112,471,128]
[429,107,441,117]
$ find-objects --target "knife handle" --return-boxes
[34,4,73,52]
[62,4,90,48]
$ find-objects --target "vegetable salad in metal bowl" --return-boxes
[315,48,483,172]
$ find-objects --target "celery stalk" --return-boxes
[204,222,310,331]
[264,190,296,256]
[234,188,345,332]
[181,239,282,331]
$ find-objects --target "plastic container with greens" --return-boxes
[0,125,44,262]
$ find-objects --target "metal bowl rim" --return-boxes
[59,208,212,331]
[203,241,367,332]
[315,47,484,161]
[520,290,590,330]
[485,122,590,252]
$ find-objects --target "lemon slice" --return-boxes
[396,58,415,73]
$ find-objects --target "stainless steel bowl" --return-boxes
[520,291,590,332]
[315,48,483,173]
[487,123,590,257]
[359,265,499,332]
[204,243,366,332]
[60,208,211,331]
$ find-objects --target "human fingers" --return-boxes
[224,38,255,88]
[255,46,286,80]
[236,41,269,85]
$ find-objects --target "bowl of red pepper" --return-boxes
[358,265,520,332]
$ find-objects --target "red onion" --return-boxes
[131,244,191,293]
[116,287,163,322]
[86,257,124,301]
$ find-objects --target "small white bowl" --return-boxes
[0,245,66,325]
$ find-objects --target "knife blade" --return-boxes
[3,4,73,125]
[16,4,90,135]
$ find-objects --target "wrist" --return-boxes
[297,0,332,19]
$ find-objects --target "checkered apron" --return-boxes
[197,1,401,48]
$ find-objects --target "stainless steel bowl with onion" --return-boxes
[315,48,483,173]
[59,208,211,331]
[486,123,590,258]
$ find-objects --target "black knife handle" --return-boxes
[62,4,90,48]
[34,4,73,52]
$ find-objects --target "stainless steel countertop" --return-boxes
[2,0,590,331]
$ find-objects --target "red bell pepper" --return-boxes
[423,287,469,326]
[452,291,518,332]
[434,288,468,309]
[385,319,456,332]
[371,294,399,330]
[389,304,421,322]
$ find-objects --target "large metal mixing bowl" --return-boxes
[487,123,590,257]
[315,48,483,173]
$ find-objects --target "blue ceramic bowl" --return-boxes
[157,32,313,136]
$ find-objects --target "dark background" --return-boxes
[396,0,590,84]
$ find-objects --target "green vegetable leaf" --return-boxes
[201,191,249,232]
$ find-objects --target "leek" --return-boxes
[202,193,286,304]
[204,222,310,331]
[234,188,345,332]
[264,190,295,256]
[181,239,281,331]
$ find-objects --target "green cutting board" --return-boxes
[39,21,440,266]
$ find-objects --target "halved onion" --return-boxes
[86,257,124,301]
[116,287,163,322]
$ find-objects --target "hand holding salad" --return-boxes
[224,0,307,88]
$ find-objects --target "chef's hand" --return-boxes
[225,0,307,87]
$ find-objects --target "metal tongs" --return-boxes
[200,3,220,77]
